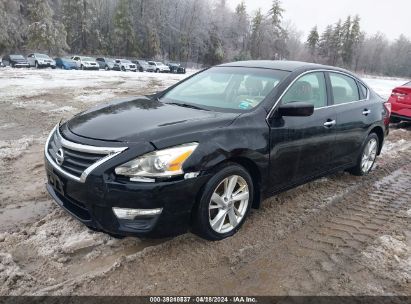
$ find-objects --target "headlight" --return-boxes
[115,143,198,179]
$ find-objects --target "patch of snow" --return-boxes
[0,253,35,295]
[381,139,411,157]
[361,234,410,285]
[0,137,35,160]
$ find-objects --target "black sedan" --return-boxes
[44,61,390,240]
[2,54,30,68]
[168,63,186,74]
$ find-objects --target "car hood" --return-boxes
[67,97,240,143]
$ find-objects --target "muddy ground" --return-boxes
[0,69,410,296]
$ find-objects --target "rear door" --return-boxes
[269,71,337,190]
[328,72,375,168]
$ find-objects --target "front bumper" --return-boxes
[83,66,99,70]
[45,157,210,237]
[38,62,56,68]
[13,63,30,68]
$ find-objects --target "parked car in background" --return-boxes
[44,61,390,240]
[114,59,137,72]
[132,60,154,72]
[71,56,99,70]
[0,58,4,67]
[55,57,78,70]
[148,61,170,73]
[27,53,56,69]
[168,62,186,74]
[2,54,30,68]
[388,81,411,122]
[96,57,116,71]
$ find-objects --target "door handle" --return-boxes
[323,120,336,128]
[362,109,371,115]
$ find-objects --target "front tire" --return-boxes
[349,133,379,176]
[35,61,39,69]
[193,163,253,240]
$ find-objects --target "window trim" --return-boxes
[266,69,370,119]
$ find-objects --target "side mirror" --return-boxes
[277,102,314,117]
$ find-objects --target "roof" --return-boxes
[218,60,334,72]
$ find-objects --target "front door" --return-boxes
[269,71,337,191]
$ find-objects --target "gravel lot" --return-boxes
[0,68,410,296]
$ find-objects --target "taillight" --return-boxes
[383,102,391,125]
[391,89,407,99]
[384,102,392,117]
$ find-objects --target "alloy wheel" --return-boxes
[361,138,378,173]
[209,175,249,234]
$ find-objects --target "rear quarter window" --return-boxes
[329,73,360,104]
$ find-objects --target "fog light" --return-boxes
[112,207,163,220]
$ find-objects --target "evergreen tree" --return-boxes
[113,0,140,57]
[330,20,342,65]
[26,0,68,54]
[250,9,263,59]
[341,16,353,67]
[306,26,319,61]
[204,24,224,66]
[268,0,284,28]
[318,25,333,62]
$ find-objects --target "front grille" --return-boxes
[47,130,107,179]
[45,125,127,183]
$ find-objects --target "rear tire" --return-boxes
[192,163,253,240]
[348,133,379,176]
[35,61,39,69]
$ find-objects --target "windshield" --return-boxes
[121,59,132,63]
[148,62,155,65]
[139,60,148,65]
[10,55,25,60]
[155,62,163,65]
[162,67,289,112]
[81,57,94,61]
[36,54,49,59]
[105,58,114,63]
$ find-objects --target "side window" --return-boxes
[282,72,327,109]
[358,82,368,99]
[329,73,360,104]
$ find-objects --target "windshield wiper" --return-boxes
[165,102,210,111]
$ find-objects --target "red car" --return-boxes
[388,81,411,122]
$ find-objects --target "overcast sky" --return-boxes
[226,0,410,40]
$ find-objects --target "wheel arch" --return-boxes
[227,157,262,209]
[368,126,384,155]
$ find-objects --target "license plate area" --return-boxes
[48,171,65,196]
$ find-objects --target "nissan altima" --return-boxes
[44,61,390,240]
